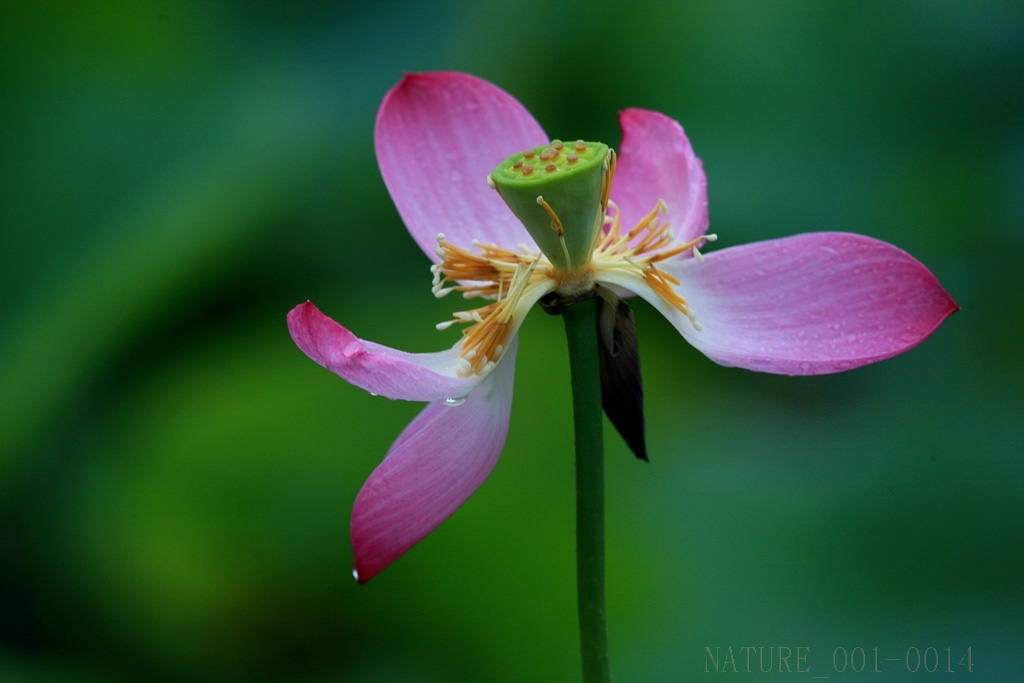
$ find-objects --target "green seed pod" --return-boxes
[489,140,611,275]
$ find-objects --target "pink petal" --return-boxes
[375,72,547,260]
[613,108,709,245]
[351,336,518,582]
[287,301,485,401]
[659,233,958,374]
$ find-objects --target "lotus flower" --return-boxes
[288,72,957,582]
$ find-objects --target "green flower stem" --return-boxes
[561,295,611,683]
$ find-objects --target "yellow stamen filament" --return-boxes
[536,196,564,236]
[599,150,616,214]
[537,196,573,270]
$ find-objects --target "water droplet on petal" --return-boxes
[443,397,465,407]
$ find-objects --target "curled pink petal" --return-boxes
[658,233,959,374]
[287,301,485,401]
[351,337,518,582]
[375,72,547,261]
[613,108,709,245]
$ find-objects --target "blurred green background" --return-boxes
[2,1,1021,681]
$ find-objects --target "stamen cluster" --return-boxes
[431,236,554,376]
[591,200,717,330]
